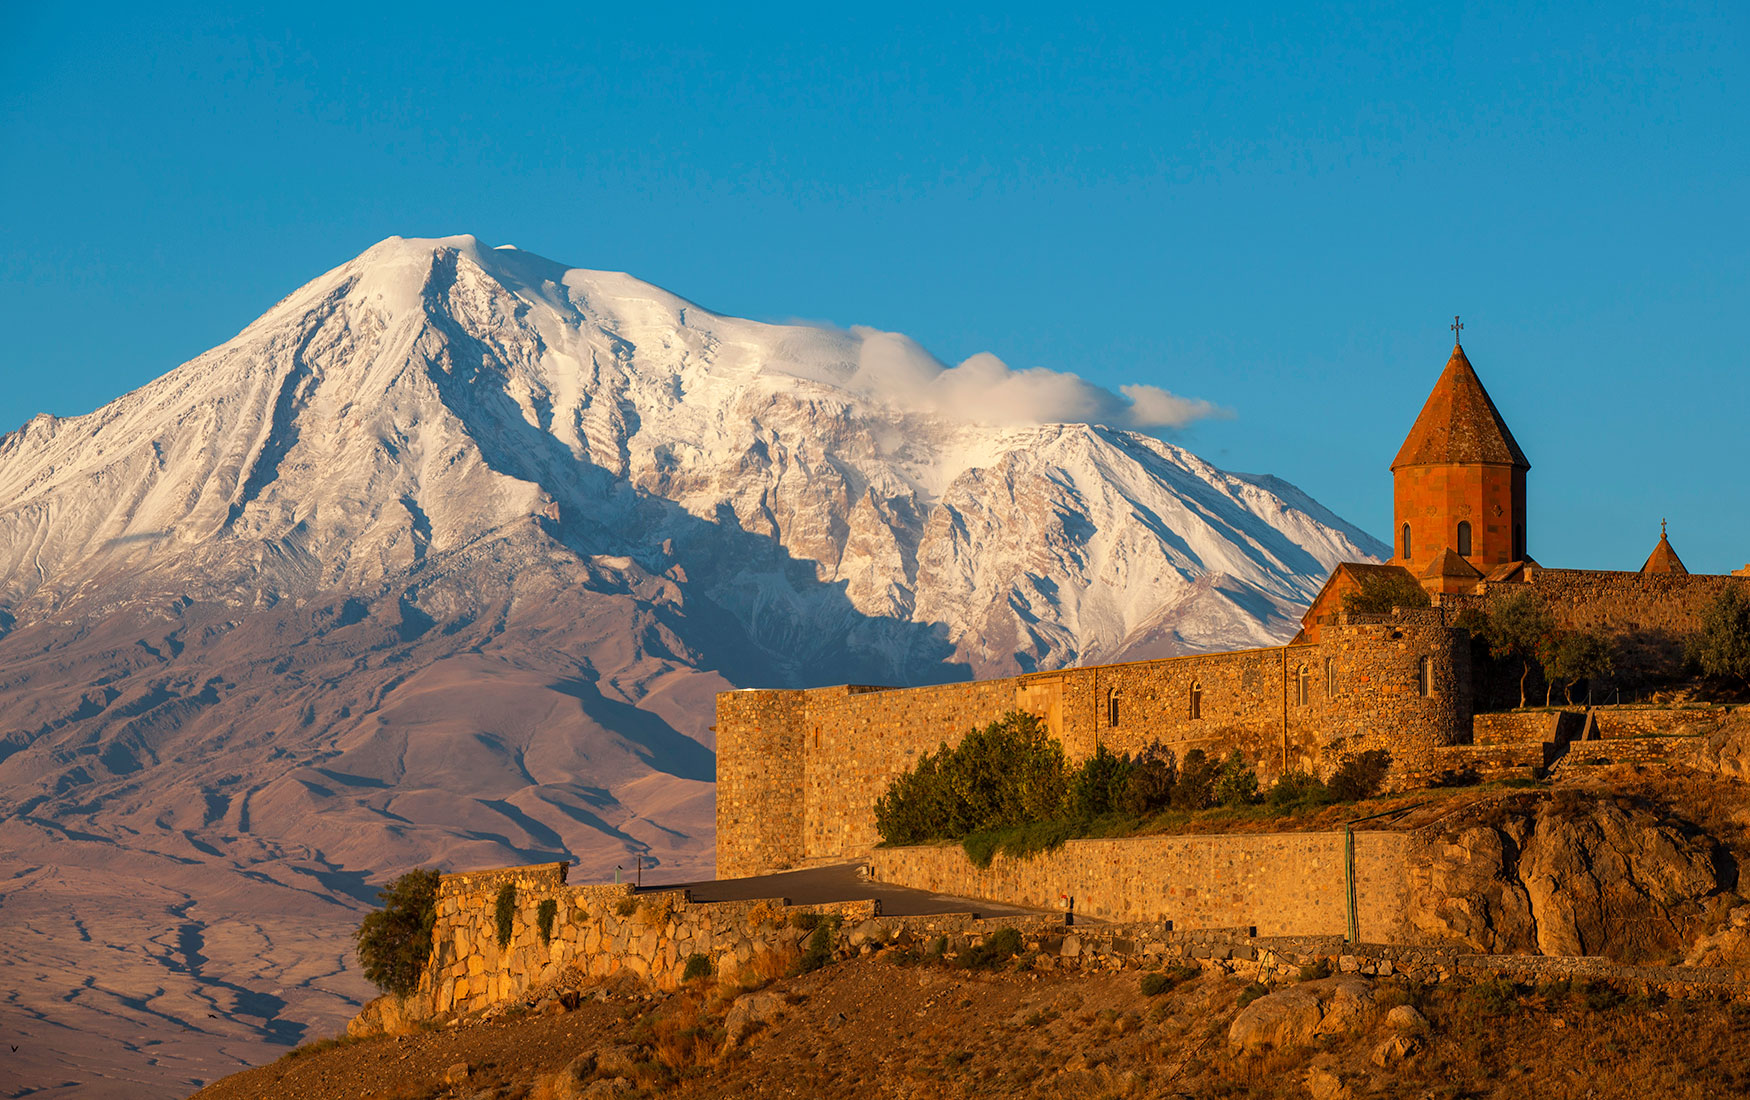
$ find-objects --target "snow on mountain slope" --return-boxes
[0,235,1383,1098]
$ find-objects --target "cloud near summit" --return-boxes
[811,326,1229,432]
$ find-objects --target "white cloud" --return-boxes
[805,326,1230,431]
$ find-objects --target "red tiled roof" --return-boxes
[1392,344,1530,470]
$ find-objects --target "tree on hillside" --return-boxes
[355,868,441,997]
[1542,629,1614,706]
[1688,586,1750,686]
[1476,591,1556,708]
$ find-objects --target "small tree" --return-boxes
[1329,749,1392,801]
[1170,749,1217,811]
[1341,571,1432,615]
[1544,629,1613,705]
[1068,743,1133,819]
[1688,586,1750,685]
[1480,591,1556,708]
[1120,743,1177,816]
[355,868,441,997]
[873,711,1068,844]
[1212,750,1260,807]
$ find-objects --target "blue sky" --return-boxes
[2,2,1744,570]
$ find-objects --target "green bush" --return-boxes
[682,953,713,982]
[1688,586,1750,683]
[794,916,843,975]
[1140,966,1198,997]
[614,895,637,918]
[962,817,1079,869]
[354,868,441,997]
[536,898,558,946]
[1297,959,1333,981]
[956,926,1024,970]
[1268,769,1333,809]
[1170,749,1217,810]
[494,883,517,949]
[1119,743,1177,815]
[874,711,1068,845]
[1213,750,1260,808]
[1068,743,1133,819]
[1329,749,1392,802]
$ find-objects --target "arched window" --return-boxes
[1107,689,1120,728]
[1456,520,1472,557]
[1189,680,1202,720]
[1418,656,1433,698]
[1401,523,1412,561]
[1295,664,1310,706]
[1325,656,1337,696]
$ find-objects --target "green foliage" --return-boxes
[1267,769,1334,810]
[682,953,713,983]
[536,898,558,946]
[1119,743,1177,815]
[1688,586,1750,683]
[1542,629,1614,705]
[1068,743,1133,819]
[1475,591,1557,707]
[1236,982,1270,1008]
[354,868,441,997]
[789,911,824,931]
[962,817,1078,868]
[1341,571,1431,615]
[1329,749,1392,802]
[494,883,517,949]
[1212,750,1260,808]
[874,711,1068,845]
[794,916,843,975]
[614,895,637,918]
[956,926,1024,970]
[1140,966,1198,996]
[1170,749,1217,810]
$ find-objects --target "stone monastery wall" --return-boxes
[718,612,1471,878]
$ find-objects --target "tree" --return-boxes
[873,711,1068,844]
[1068,743,1133,819]
[1170,749,1217,810]
[1212,750,1260,807]
[1119,743,1177,816]
[1543,629,1613,705]
[1478,591,1556,708]
[1341,571,1432,616]
[1688,586,1750,685]
[355,868,441,997]
[1328,749,1392,801]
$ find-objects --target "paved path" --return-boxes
[638,862,1051,919]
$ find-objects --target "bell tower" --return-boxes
[1390,326,1529,577]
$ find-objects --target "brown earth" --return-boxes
[191,946,1750,1100]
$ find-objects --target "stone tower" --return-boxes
[1390,340,1529,578]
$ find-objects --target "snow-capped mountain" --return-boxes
[0,235,1383,1098]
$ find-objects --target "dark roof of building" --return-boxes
[1420,548,1483,582]
[1640,531,1689,575]
[1392,344,1530,471]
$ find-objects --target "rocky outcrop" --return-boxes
[1407,796,1735,961]
[1226,978,1376,1053]
[1698,713,1750,780]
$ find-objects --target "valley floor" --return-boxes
[191,949,1750,1100]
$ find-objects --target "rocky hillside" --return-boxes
[0,235,1383,1099]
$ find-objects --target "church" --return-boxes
[714,331,1749,877]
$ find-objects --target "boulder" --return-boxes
[1384,1004,1429,1033]
[1371,1034,1420,1066]
[1228,979,1376,1053]
[724,990,787,1047]
[1305,1066,1353,1100]
[1407,797,1726,961]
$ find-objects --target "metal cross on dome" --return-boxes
[1451,315,1463,345]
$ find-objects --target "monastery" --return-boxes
[715,332,1749,878]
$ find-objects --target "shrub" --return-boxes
[1329,749,1392,802]
[1268,769,1332,809]
[494,883,517,949]
[962,817,1079,868]
[1140,966,1198,996]
[1236,982,1270,1008]
[1341,571,1431,615]
[874,711,1068,844]
[956,926,1024,970]
[615,895,638,918]
[794,916,842,975]
[1297,959,1333,981]
[1213,750,1260,808]
[536,898,558,946]
[354,868,441,997]
[682,953,713,983]
[1120,743,1176,815]
[1170,749,1216,810]
[1068,743,1133,819]
[789,911,823,932]
[1689,586,1750,684]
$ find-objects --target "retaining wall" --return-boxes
[869,831,1410,942]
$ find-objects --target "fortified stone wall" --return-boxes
[869,831,1410,941]
[401,863,876,1025]
[1472,705,1738,747]
[718,615,1471,876]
